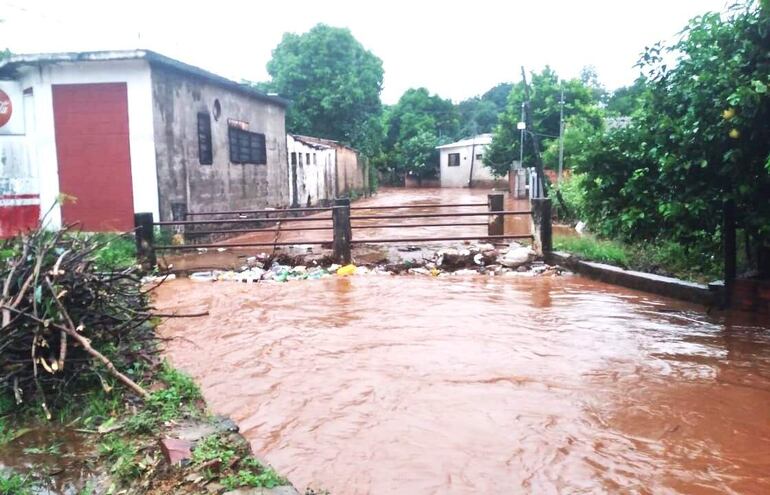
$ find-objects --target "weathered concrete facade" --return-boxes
[336,145,368,196]
[291,135,369,198]
[151,65,289,221]
[287,134,335,207]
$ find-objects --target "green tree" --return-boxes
[575,1,770,273]
[579,65,608,104]
[457,82,513,136]
[605,78,647,116]
[264,24,384,156]
[542,115,602,170]
[485,67,604,176]
[382,88,459,180]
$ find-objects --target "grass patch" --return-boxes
[554,234,629,266]
[22,442,62,456]
[0,419,15,447]
[192,434,287,490]
[554,233,722,283]
[97,363,202,479]
[98,436,142,483]
[125,363,202,435]
[0,473,36,495]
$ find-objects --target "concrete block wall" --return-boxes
[151,65,290,220]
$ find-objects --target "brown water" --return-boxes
[0,426,97,493]
[161,188,532,271]
[223,187,532,244]
[155,275,770,494]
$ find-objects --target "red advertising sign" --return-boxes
[0,89,12,128]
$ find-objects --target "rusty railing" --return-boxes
[134,193,551,267]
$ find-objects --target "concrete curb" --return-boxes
[546,251,719,306]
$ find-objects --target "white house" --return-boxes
[437,133,504,188]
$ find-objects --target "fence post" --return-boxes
[134,212,156,271]
[531,198,552,256]
[488,193,504,237]
[332,198,352,265]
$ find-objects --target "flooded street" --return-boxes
[225,187,533,244]
[160,188,534,271]
[155,274,770,494]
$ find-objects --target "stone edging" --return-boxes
[546,251,719,306]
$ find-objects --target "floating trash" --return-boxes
[336,264,357,276]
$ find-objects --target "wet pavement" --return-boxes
[155,274,770,495]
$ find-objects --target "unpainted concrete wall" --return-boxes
[335,146,367,196]
[151,65,289,220]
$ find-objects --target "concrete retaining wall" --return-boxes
[547,251,717,306]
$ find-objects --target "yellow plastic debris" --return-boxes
[336,264,357,276]
[430,268,441,277]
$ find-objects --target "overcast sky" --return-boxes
[1,0,729,104]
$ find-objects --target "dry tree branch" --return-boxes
[2,304,149,399]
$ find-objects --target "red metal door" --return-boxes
[53,83,134,231]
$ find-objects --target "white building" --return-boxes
[437,134,504,188]
[286,134,336,207]
[0,49,290,237]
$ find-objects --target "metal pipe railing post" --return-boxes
[134,212,156,271]
[488,193,504,236]
[332,198,352,264]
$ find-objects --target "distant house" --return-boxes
[605,116,632,130]
[436,133,504,188]
[287,134,336,207]
[0,49,290,237]
[288,135,369,201]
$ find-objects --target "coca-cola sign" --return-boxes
[0,89,12,128]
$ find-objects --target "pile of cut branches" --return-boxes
[1,225,152,417]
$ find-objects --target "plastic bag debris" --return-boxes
[336,264,357,276]
[190,271,217,282]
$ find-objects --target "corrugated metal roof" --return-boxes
[292,134,358,153]
[290,134,333,150]
[435,133,494,149]
[0,49,288,107]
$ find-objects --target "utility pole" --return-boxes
[558,83,565,183]
[519,102,525,168]
[520,66,547,198]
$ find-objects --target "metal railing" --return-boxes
[134,194,551,268]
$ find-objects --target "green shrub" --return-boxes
[550,173,587,224]
[628,239,722,283]
[90,233,136,269]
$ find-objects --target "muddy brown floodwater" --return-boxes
[160,188,542,271]
[155,274,770,495]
